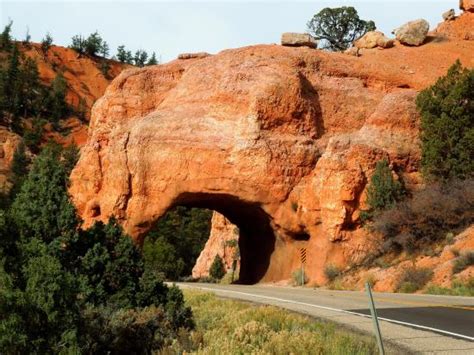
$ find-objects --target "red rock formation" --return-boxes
[192,212,239,278]
[70,15,474,284]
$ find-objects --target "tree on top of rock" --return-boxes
[307,6,375,51]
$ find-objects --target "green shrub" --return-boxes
[324,264,341,282]
[452,250,474,274]
[364,159,404,219]
[292,268,308,286]
[416,60,474,180]
[425,278,474,297]
[209,254,226,280]
[396,267,433,293]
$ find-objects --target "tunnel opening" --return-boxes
[143,192,276,285]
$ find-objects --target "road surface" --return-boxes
[177,283,474,354]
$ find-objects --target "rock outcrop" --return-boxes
[434,10,474,40]
[70,18,474,284]
[460,0,474,12]
[281,33,317,48]
[393,19,430,46]
[442,9,456,21]
[192,212,239,278]
[354,31,394,49]
[178,52,211,60]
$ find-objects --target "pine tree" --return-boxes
[416,60,474,180]
[62,142,80,176]
[41,33,53,53]
[116,45,128,62]
[101,41,110,58]
[147,52,158,66]
[70,35,85,54]
[134,50,148,67]
[0,20,13,51]
[49,72,68,124]
[209,254,226,280]
[365,159,404,213]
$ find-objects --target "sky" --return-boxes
[1,1,457,63]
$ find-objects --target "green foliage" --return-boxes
[134,49,148,67]
[0,145,195,353]
[9,141,30,200]
[324,264,341,281]
[416,60,474,180]
[292,268,308,286]
[307,6,376,51]
[452,250,474,274]
[147,52,159,65]
[366,159,404,213]
[70,31,109,58]
[62,142,80,175]
[425,278,474,297]
[49,71,69,124]
[41,32,53,53]
[396,266,433,293]
[70,34,85,54]
[116,45,133,64]
[0,20,13,51]
[209,254,226,280]
[143,206,212,280]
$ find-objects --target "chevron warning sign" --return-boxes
[300,248,307,264]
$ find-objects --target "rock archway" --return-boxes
[69,44,430,283]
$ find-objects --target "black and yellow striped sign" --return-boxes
[300,248,307,264]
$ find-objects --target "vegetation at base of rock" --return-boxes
[292,268,308,286]
[416,60,474,180]
[425,278,474,297]
[209,254,226,280]
[307,6,376,51]
[166,290,377,354]
[0,144,194,353]
[452,250,474,274]
[143,206,212,280]
[324,264,341,281]
[372,179,473,255]
[361,159,405,221]
[396,266,433,293]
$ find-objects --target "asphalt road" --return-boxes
[177,283,474,354]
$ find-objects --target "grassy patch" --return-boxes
[396,266,433,293]
[174,290,377,354]
[425,278,474,297]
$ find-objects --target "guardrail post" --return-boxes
[366,282,385,355]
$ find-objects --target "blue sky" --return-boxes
[1,1,456,62]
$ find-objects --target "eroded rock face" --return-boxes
[70,29,474,284]
[460,0,474,12]
[192,212,239,278]
[393,19,430,46]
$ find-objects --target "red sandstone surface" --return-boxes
[70,13,474,285]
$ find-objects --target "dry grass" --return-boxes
[165,290,377,354]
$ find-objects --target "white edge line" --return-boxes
[182,285,474,342]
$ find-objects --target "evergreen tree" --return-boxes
[134,49,148,67]
[62,142,80,176]
[209,254,226,280]
[23,27,31,47]
[0,20,13,51]
[100,41,110,58]
[9,141,30,199]
[116,45,128,62]
[307,7,375,51]
[416,60,474,180]
[10,143,79,243]
[147,52,158,66]
[49,72,68,124]
[84,31,103,56]
[70,34,86,54]
[364,159,404,215]
[41,33,53,53]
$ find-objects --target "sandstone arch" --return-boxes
[70,42,473,283]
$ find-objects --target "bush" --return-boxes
[307,6,375,51]
[396,267,433,293]
[209,254,226,280]
[324,264,341,282]
[426,278,474,297]
[41,33,53,53]
[416,60,474,180]
[366,159,404,213]
[292,268,308,286]
[452,250,474,274]
[373,179,474,254]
